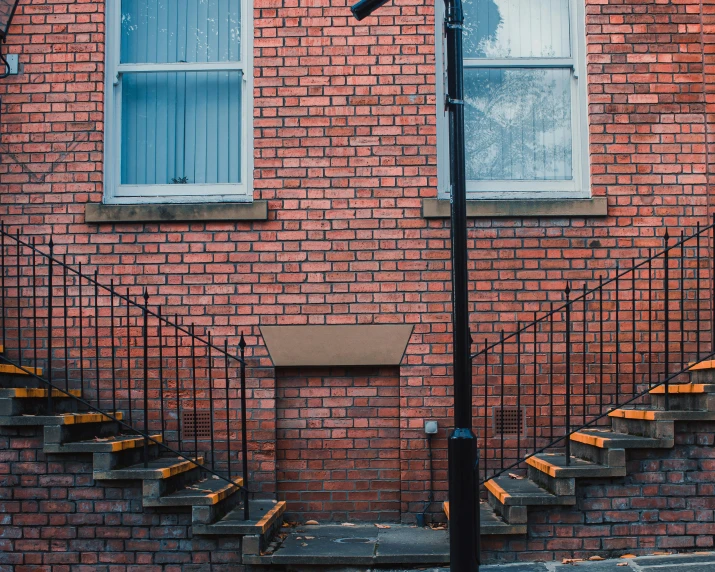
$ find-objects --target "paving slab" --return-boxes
[375,526,449,565]
[634,554,715,567]
[271,525,377,566]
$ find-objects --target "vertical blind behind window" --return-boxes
[120,0,242,187]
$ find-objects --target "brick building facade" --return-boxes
[1,0,714,532]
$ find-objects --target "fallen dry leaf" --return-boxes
[211,475,220,480]
[301,542,308,547]
[562,558,584,565]
[589,556,605,561]
[341,522,355,527]
[375,524,391,529]
[305,520,319,526]
[652,552,671,556]
[508,473,524,480]
[295,537,302,540]
[304,536,314,540]
[617,564,628,567]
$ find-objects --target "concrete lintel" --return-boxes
[260,324,414,367]
[422,197,608,219]
[85,201,268,223]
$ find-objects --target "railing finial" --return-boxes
[239,332,246,350]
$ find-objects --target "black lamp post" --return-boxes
[0,0,19,79]
[350,0,479,569]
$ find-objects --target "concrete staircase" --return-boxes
[444,363,715,536]
[0,349,287,564]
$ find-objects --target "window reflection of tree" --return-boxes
[465,69,572,181]
[460,0,574,182]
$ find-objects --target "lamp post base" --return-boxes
[448,427,480,571]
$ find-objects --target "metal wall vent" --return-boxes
[181,410,212,440]
[492,406,525,436]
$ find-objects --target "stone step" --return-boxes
[608,408,715,421]
[688,361,715,384]
[0,364,42,376]
[526,453,626,479]
[193,499,286,536]
[485,475,574,525]
[649,383,715,412]
[194,499,287,557]
[94,455,203,481]
[0,388,81,399]
[144,476,243,508]
[0,388,82,416]
[44,433,163,454]
[486,475,574,507]
[569,428,673,466]
[0,411,122,427]
[650,383,715,394]
[442,501,527,535]
[571,428,672,450]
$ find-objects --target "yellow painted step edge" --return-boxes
[6,388,81,399]
[484,479,510,505]
[158,456,204,479]
[608,409,657,421]
[649,384,706,395]
[256,500,287,534]
[105,434,163,452]
[525,455,561,478]
[690,360,715,371]
[203,477,244,505]
[443,501,450,520]
[0,364,43,376]
[570,431,613,448]
[61,411,124,424]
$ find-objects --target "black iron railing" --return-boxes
[473,220,715,484]
[0,223,251,516]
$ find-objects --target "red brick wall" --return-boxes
[276,367,401,522]
[0,0,713,524]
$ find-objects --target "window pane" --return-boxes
[464,68,572,181]
[464,0,571,59]
[121,0,242,64]
[121,71,242,185]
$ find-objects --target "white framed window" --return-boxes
[104,0,253,204]
[436,0,589,200]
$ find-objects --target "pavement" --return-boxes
[378,553,715,571]
[269,524,715,570]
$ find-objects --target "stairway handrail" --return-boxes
[470,222,715,360]
[0,353,249,493]
[0,222,246,366]
[479,351,715,485]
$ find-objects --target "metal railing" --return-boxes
[0,223,251,516]
[473,221,715,484]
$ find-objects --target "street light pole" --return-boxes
[350,0,479,569]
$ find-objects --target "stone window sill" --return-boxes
[422,197,608,219]
[85,201,268,223]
